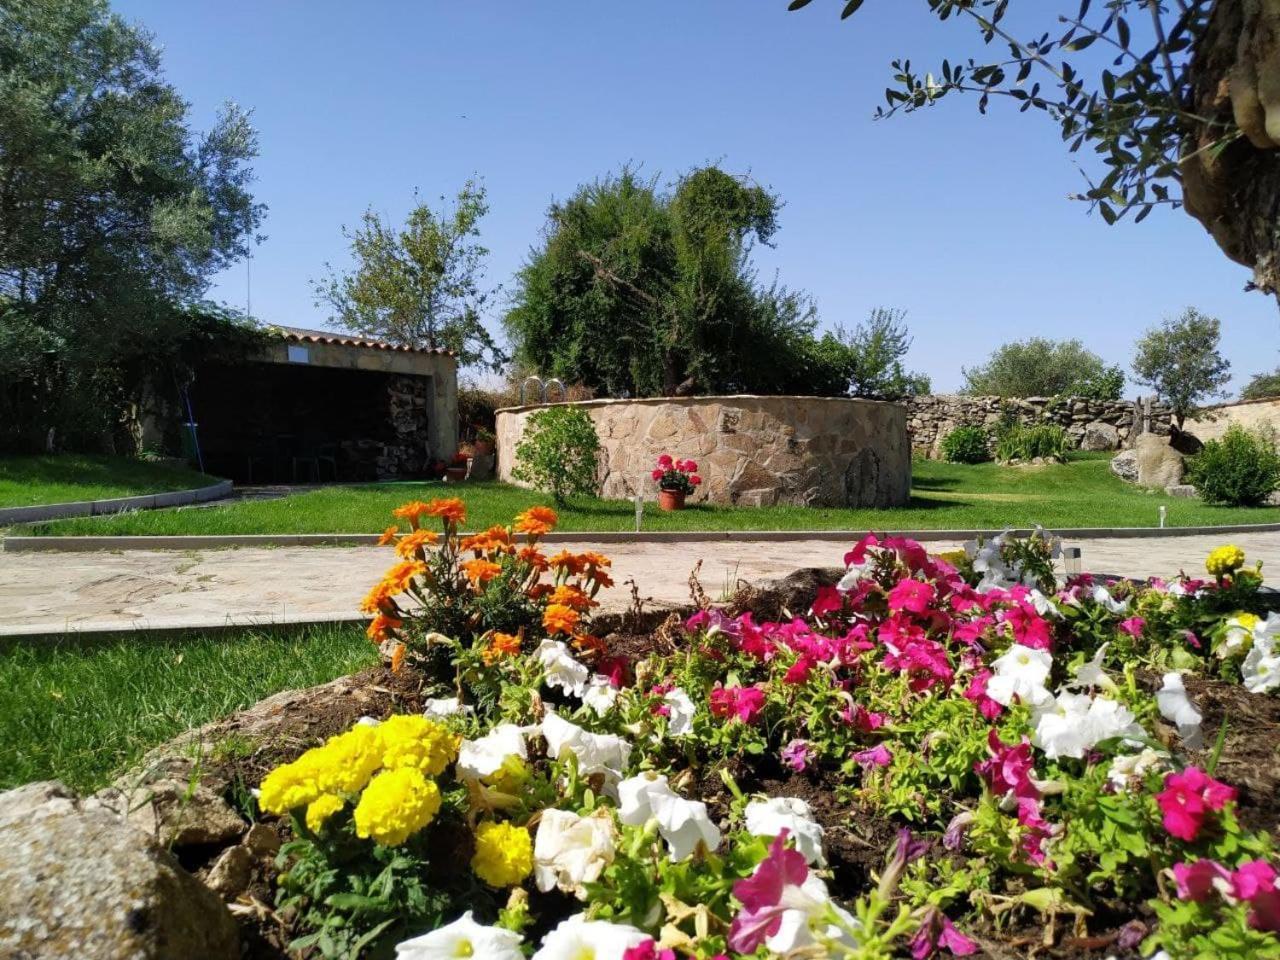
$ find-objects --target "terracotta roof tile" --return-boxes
[270,325,455,357]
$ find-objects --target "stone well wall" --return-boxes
[495,396,911,508]
[904,394,1174,458]
[1185,396,1280,443]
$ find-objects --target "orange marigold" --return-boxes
[578,550,612,570]
[366,613,403,643]
[424,497,466,525]
[482,632,522,665]
[527,583,554,601]
[591,570,615,589]
[382,560,427,594]
[548,550,586,575]
[542,603,581,635]
[360,581,398,615]
[461,558,503,585]
[518,546,549,572]
[572,633,606,655]
[377,525,399,546]
[514,506,558,536]
[395,529,440,559]
[460,525,513,554]
[390,641,407,674]
[549,584,595,611]
[391,501,432,529]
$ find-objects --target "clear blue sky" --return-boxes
[115,0,1279,394]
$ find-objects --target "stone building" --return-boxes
[183,326,457,482]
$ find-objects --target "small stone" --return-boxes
[205,845,255,897]
[125,779,246,848]
[243,822,280,857]
[1165,484,1199,499]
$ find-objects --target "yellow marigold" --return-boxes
[305,794,345,833]
[378,714,459,776]
[353,767,441,846]
[542,603,580,635]
[382,560,427,594]
[514,506,558,537]
[377,525,399,546]
[315,725,384,796]
[395,529,439,559]
[360,580,398,615]
[366,613,402,643]
[471,820,533,888]
[258,751,327,815]
[549,584,595,611]
[424,497,466,525]
[391,500,432,529]
[462,558,503,585]
[1206,545,1246,578]
[483,632,522,665]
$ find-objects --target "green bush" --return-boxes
[511,405,600,505]
[996,424,1068,462]
[1187,425,1280,506]
[940,426,991,463]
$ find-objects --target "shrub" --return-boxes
[1188,425,1280,506]
[511,405,600,505]
[940,426,991,464]
[995,423,1068,462]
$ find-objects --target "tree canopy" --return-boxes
[0,0,264,451]
[1241,368,1280,402]
[1132,306,1231,428]
[314,180,503,370]
[503,167,834,398]
[962,337,1124,399]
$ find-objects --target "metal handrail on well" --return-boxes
[519,376,568,405]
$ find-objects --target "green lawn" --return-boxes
[22,453,1280,536]
[0,624,376,793]
[0,454,215,509]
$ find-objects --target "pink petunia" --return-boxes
[888,578,936,615]
[910,907,979,958]
[963,669,1004,720]
[1234,860,1280,933]
[852,744,893,768]
[729,831,809,953]
[709,683,766,723]
[1118,616,1146,638]
[781,739,813,772]
[623,941,676,960]
[1172,859,1233,901]
[811,585,844,617]
[1156,767,1237,842]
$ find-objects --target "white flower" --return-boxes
[1092,585,1129,614]
[969,533,1016,592]
[1243,638,1280,694]
[423,697,470,718]
[533,810,617,896]
[986,644,1054,707]
[1157,673,1204,747]
[457,723,528,780]
[1071,643,1115,691]
[617,773,720,861]
[541,710,632,790]
[1107,748,1168,791]
[762,872,859,954]
[744,796,826,866]
[1031,690,1094,759]
[1084,695,1146,748]
[582,675,619,716]
[618,772,674,826]
[355,715,381,727]
[837,562,870,593]
[535,639,591,697]
[396,911,524,960]
[1028,588,1060,618]
[662,687,696,736]
[532,914,648,960]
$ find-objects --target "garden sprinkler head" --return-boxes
[634,493,644,532]
[1159,505,1167,529]
[1063,546,1082,578]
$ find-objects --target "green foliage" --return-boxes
[511,406,600,505]
[1188,425,1280,507]
[314,180,503,369]
[1240,368,1280,402]
[995,424,1068,462]
[962,338,1124,400]
[0,0,263,452]
[940,425,991,464]
[1132,307,1231,428]
[819,308,932,400]
[503,166,831,397]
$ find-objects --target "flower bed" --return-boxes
[244,502,1280,960]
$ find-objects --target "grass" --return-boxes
[0,624,376,793]
[0,454,215,509]
[22,453,1280,536]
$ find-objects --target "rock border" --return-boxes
[0,479,233,525]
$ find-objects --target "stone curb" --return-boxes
[0,480,233,526]
[0,610,371,641]
[6,521,1280,553]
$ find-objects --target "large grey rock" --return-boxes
[1110,448,1139,483]
[0,781,238,960]
[1133,433,1186,488]
[1081,421,1121,451]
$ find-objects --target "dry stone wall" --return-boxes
[495,395,911,509]
[904,395,1173,458]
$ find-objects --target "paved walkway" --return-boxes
[2,533,1277,637]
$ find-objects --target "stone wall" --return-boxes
[904,395,1174,458]
[495,395,911,508]
[1185,396,1280,443]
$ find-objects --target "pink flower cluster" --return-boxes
[1174,857,1280,933]
[728,831,810,953]
[1156,766,1237,842]
[974,731,1055,866]
[709,683,765,723]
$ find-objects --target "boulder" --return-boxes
[1081,421,1121,451]
[0,781,238,960]
[1110,448,1139,483]
[1133,433,1187,488]
[119,778,246,849]
[1165,484,1199,499]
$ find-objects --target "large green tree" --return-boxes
[314,180,503,369]
[786,1,1280,302]
[504,167,831,397]
[1132,306,1231,427]
[0,0,264,451]
[962,337,1125,398]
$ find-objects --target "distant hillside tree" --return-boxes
[1241,368,1280,402]
[1132,307,1231,429]
[962,338,1123,399]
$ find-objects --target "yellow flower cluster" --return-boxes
[471,820,533,888]
[354,768,442,846]
[258,716,459,846]
[1206,544,1246,578]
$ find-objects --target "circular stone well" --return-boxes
[495,395,911,508]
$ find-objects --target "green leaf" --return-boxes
[841,0,866,19]
[787,0,815,9]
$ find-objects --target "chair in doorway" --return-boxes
[291,430,339,482]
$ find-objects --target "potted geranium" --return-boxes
[445,451,469,484]
[651,453,701,510]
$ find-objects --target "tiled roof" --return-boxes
[271,325,455,357]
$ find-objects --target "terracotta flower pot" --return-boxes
[445,465,468,484]
[658,488,686,511]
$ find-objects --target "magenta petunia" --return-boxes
[1156,767,1237,842]
[708,683,766,723]
[852,744,893,768]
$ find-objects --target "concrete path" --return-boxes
[2,533,1277,637]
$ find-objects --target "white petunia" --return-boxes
[1243,638,1280,694]
[541,710,632,790]
[532,809,617,897]
[1107,747,1168,791]
[986,644,1054,707]
[1084,695,1146,748]
[535,639,591,697]
[423,697,471,718]
[1071,643,1115,691]
[355,715,381,727]
[1031,690,1094,759]
[1091,584,1129,614]
[1028,588,1060,618]
[744,796,827,866]
[396,910,524,960]
[457,723,528,780]
[1157,673,1204,747]
[582,675,619,716]
[532,914,648,960]
[837,562,870,593]
[618,772,674,826]
[661,687,697,736]
[617,773,720,861]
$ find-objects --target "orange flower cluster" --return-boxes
[514,506,558,537]
[482,631,522,665]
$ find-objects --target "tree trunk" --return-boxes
[1183,0,1280,295]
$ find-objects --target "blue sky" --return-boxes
[115,0,1279,393]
